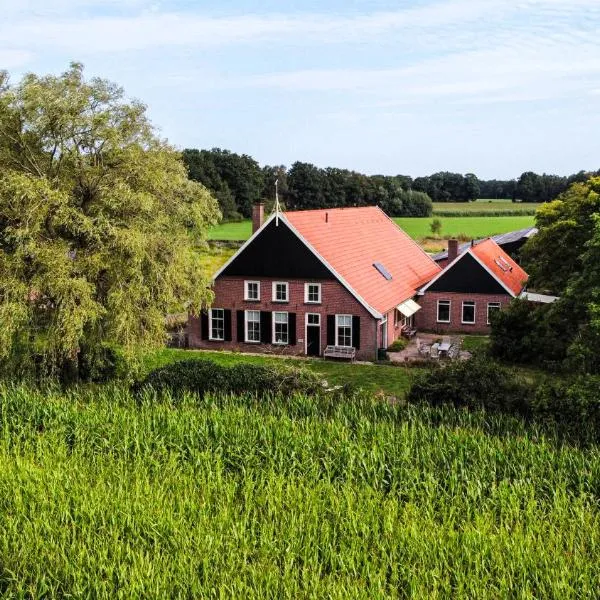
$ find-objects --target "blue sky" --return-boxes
[2,0,600,178]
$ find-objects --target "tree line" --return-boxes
[182,148,599,220]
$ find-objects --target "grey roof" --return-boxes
[432,227,538,262]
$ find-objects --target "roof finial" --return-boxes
[274,179,280,226]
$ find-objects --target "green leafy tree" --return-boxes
[430,218,442,236]
[0,63,220,380]
[521,178,600,294]
[463,173,481,201]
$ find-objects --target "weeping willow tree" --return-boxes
[0,63,220,380]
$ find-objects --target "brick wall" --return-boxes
[415,291,512,334]
[188,277,379,361]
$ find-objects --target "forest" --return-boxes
[182,147,598,220]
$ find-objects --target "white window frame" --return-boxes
[437,300,451,324]
[461,301,476,325]
[244,280,260,301]
[306,313,320,327]
[487,302,501,325]
[245,310,261,343]
[304,283,322,304]
[336,314,353,348]
[272,311,289,345]
[272,281,289,303]
[208,308,225,341]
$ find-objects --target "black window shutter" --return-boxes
[201,310,209,341]
[352,316,361,350]
[237,310,244,342]
[224,310,232,341]
[327,315,336,346]
[289,313,297,345]
[261,311,272,344]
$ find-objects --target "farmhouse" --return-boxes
[188,205,531,358]
[188,205,440,361]
[416,238,529,334]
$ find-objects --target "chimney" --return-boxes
[252,202,265,234]
[448,239,459,262]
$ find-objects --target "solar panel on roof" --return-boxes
[373,262,393,280]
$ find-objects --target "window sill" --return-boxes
[305,301,321,305]
[244,299,261,303]
[208,338,225,342]
[436,320,450,324]
[272,300,289,304]
[461,322,476,325]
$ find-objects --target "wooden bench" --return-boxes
[324,345,356,361]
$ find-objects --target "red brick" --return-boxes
[188,277,379,361]
[415,291,511,334]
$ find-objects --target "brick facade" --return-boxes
[415,291,512,334]
[188,276,380,361]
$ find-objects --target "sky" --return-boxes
[1,0,600,179]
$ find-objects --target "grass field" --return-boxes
[0,382,598,597]
[208,216,536,242]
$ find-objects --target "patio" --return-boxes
[387,333,472,363]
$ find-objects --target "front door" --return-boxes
[306,313,321,357]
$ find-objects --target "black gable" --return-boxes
[220,218,335,279]
[428,253,507,294]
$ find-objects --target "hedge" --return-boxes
[135,359,325,399]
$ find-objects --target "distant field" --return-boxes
[209,215,536,242]
[433,200,538,215]
[394,216,535,240]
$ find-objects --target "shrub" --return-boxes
[532,376,600,443]
[135,359,324,399]
[490,299,571,370]
[407,357,531,416]
[387,338,409,352]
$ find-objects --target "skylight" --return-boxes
[495,256,512,272]
[373,262,392,281]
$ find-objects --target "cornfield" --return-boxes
[0,384,598,598]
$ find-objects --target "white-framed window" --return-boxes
[462,301,476,324]
[394,309,401,327]
[273,311,289,345]
[304,283,322,304]
[487,302,501,325]
[437,300,451,323]
[336,314,353,347]
[272,281,289,303]
[245,310,261,343]
[209,308,225,341]
[244,280,260,301]
[306,313,320,326]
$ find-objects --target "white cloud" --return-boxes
[2,0,599,54]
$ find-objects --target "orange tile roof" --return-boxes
[470,238,529,296]
[284,206,441,315]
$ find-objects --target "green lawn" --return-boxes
[146,348,416,398]
[209,215,535,242]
